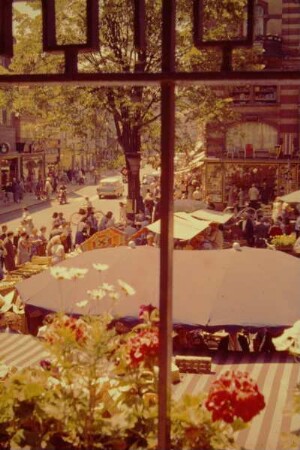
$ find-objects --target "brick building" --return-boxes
[202,0,300,205]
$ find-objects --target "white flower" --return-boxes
[101,283,115,292]
[50,267,88,280]
[109,292,120,301]
[50,267,72,280]
[88,288,106,301]
[68,268,89,280]
[117,279,136,296]
[76,300,89,308]
[93,263,109,272]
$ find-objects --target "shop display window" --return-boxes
[205,163,223,203]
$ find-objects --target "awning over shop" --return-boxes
[175,151,206,174]
[174,199,207,212]
[279,189,300,203]
[146,213,209,240]
[191,209,234,224]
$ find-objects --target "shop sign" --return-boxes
[0,143,10,154]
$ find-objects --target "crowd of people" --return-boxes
[0,207,72,280]
[0,167,94,206]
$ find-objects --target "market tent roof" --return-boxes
[279,189,300,203]
[146,213,209,240]
[17,246,300,329]
[191,209,234,224]
[174,199,207,212]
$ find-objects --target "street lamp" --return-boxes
[126,152,141,215]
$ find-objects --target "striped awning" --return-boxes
[0,333,49,368]
[173,352,300,450]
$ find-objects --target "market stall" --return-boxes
[16,246,300,334]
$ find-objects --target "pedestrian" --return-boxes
[248,183,260,209]
[0,240,6,280]
[3,231,16,272]
[37,226,48,256]
[98,211,115,231]
[192,186,202,201]
[0,225,7,241]
[61,222,72,253]
[242,212,255,247]
[29,228,43,258]
[119,202,127,224]
[143,190,154,218]
[58,212,66,226]
[237,188,244,211]
[11,177,19,203]
[51,212,60,229]
[21,208,34,235]
[86,211,98,235]
[44,177,52,199]
[75,217,88,245]
[47,234,66,265]
[35,178,43,200]
[295,212,300,238]
[16,232,31,265]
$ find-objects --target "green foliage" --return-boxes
[0,312,248,450]
[5,0,263,167]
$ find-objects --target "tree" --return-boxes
[1,0,261,208]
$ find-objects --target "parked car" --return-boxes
[97,176,124,199]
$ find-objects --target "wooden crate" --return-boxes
[31,256,52,266]
[175,356,212,374]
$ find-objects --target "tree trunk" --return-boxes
[124,126,143,213]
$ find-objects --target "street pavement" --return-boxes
[0,164,153,235]
[0,182,125,239]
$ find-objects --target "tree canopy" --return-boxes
[1,0,262,195]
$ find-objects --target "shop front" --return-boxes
[203,159,300,207]
[21,154,45,185]
[0,154,20,188]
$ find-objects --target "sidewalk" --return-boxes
[0,183,87,219]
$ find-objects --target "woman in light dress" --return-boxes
[16,232,31,265]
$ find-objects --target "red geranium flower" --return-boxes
[127,327,159,367]
[205,370,265,423]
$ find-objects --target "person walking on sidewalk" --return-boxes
[11,178,19,203]
[44,177,52,199]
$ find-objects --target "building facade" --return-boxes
[203,0,300,205]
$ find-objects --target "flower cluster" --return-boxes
[272,321,300,355]
[41,315,88,344]
[271,234,296,248]
[205,370,265,423]
[127,327,159,368]
[50,266,88,280]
